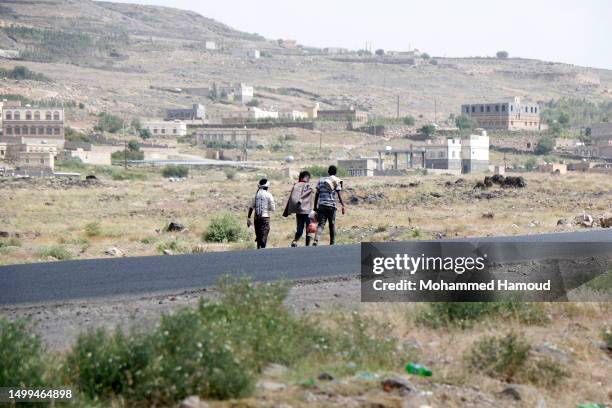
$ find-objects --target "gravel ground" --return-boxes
[0,276,360,350]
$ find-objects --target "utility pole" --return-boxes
[396,95,400,119]
[123,120,127,169]
[434,99,437,124]
[319,129,322,152]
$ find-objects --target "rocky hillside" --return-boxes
[0,0,611,124]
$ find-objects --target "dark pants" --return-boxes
[254,216,270,249]
[315,205,336,245]
[294,213,310,244]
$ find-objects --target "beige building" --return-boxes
[17,151,54,176]
[461,97,540,132]
[316,106,368,124]
[196,128,257,146]
[61,143,112,166]
[279,110,308,121]
[338,158,377,177]
[537,162,568,174]
[1,101,65,148]
[142,120,187,137]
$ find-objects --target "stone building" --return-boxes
[461,97,540,131]
[220,83,254,104]
[337,158,377,177]
[61,142,111,166]
[1,101,65,148]
[195,128,257,146]
[316,106,368,124]
[461,132,490,173]
[165,104,205,121]
[142,120,187,137]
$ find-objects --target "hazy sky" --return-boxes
[109,0,612,69]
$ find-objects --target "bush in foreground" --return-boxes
[202,214,248,243]
[161,165,189,179]
[468,332,567,387]
[416,302,548,328]
[36,245,73,260]
[0,319,47,388]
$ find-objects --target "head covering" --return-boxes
[258,178,270,188]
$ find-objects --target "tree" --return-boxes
[535,137,553,155]
[421,52,430,60]
[419,124,436,138]
[524,157,537,171]
[209,82,218,100]
[246,98,260,107]
[403,115,415,126]
[375,49,385,56]
[131,117,142,132]
[127,140,140,152]
[455,114,476,130]
[496,50,509,58]
[558,112,570,127]
[94,112,124,133]
[139,128,152,140]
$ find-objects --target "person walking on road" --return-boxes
[283,170,315,247]
[247,178,276,249]
[313,165,345,246]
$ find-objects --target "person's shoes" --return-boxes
[312,241,318,246]
[290,241,298,247]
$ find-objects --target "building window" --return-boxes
[5,112,11,120]
[46,127,52,135]
[502,105,506,112]
[173,128,177,134]
[480,106,484,112]
[54,127,60,135]
[26,111,32,120]
[15,127,21,135]
[161,128,166,134]
[495,105,499,112]
[38,126,44,134]
[153,128,158,134]
[534,107,538,113]
[53,111,60,120]
[45,112,52,120]
[6,127,12,135]
[14,112,20,120]
[30,126,36,134]
[471,106,475,113]
[40,159,44,165]
[34,111,40,120]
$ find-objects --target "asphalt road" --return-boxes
[1,230,610,306]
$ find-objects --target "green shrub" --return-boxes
[94,112,125,133]
[468,332,567,386]
[0,318,47,388]
[468,333,530,381]
[203,214,248,243]
[403,115,415,126]
[224,167,237,180]
[36,245,72,260]
[417,302,548,329]
[0,237,22,248]
[535,137,554,155]
[524,157,537,171]
[0,65,50,81]
[84,222,101,237]
[64,126,91,143]
[161,165,189,179]
[496,50,509,58]
[156,239,191,255]
[56,156,86,170]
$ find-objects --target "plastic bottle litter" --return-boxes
[577,404,604,408]
[405,362,432,377]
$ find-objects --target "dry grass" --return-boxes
[0,169,610,265]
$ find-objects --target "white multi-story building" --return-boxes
[204,40,216,50]
[461,131,490,173]
[142,120,187,137]
[279,110,308,121]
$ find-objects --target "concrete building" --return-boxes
[221,83,254,104]
[165,104,205,121]
[590,122,612,141]
[337,158,377,177]
[461,97,540,131]
[207,107,278,124]
[16,150,54,176]
[316,106,368,124]
[376,130,489,174]
[1,101,65,148]
[279,110,308,121]
[142,120,187,137]
[461,132,490,173]
[537,163,568,175]
[62,143,111,166]
[204,40,217,50]
[196,128,256,146]
[247,49,260,59]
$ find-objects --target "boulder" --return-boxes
[166,222,186,232]
[381,377,412,394]
[599,214,612,228]
[482,212,495,219]
[104,247,124,257]
[575,214,594,228]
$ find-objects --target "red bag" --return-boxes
[307,221,317,234]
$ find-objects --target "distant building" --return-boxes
[207,107,278,124]
[204,40,216,50]
[337,158,377,177]
[61,143,111,166]
[316,106,368,124]
[461,97,540,132]
[590,122,612,145]
[247,49,260,59]
[537,163,567,175]
[325,47,349,55]
[142,120,187,137]
[165,104,205,121]
[196,128,256,146]
[1,101,65,148]
[278,39,297,48]
[221,83,254,104]
[279,110,308,121]
[461,131,490,173]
